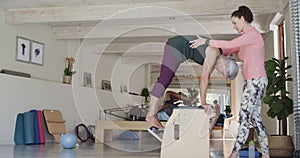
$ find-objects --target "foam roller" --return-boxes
[14,113,24,145]
[30,110,40,144]
[23,111,34,145]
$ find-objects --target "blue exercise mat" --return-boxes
[14,113,24,145]
[239,148,261,157]
[30,110,40,144]
[23,111,35,145]
[36,110,45,144]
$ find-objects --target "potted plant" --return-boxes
[263,57,294,157]
[63,57,76,84]
[224,105,232,118]
[141,88,150,104]
[186,87,199,106]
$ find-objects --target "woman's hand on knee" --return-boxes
[189,35,206,48]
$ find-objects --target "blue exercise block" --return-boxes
[239,148,261,157]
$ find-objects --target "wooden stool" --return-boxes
[211,125,223,138]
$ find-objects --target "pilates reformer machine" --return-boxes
[103,104,148,121]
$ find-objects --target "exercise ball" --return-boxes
[117,131,139,140]
[60,133,77,149]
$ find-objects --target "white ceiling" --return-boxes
[0,0,288,53]
[1,0,288,39]
[0,0,288,75]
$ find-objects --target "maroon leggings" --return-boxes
[151,42,180,98]
[151,35,211,98]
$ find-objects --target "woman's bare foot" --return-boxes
[146,114,164,129]
[262,153,270,158]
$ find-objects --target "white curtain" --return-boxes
[290,0,300,156]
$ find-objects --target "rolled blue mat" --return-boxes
[23,111,34,145]
[30,110,40,144]
[14,113,24,145]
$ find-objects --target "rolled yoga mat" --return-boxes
[14,113,24,145]
[30,110,40,144]
[37,110,45,144]
[23,111,35,144]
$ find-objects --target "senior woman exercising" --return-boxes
[146,35,238,129]
[190,6,270,158]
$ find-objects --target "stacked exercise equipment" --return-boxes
[14,110,45,145]
[14,109,66,144]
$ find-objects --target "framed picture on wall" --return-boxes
[16,36,31,63]
[84,72,92,87]
[30,40,44,65]
[120,84,128,93]
[102,80,112,91]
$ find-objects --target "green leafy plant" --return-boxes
[141,88,150,104]
[186,87,199,106]
[224,105,232,117]
[64,57,76,76]
[263,57,293,136]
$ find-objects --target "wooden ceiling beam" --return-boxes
[5,0,285,24]
[79,34,240,54]
[51,13,273,39]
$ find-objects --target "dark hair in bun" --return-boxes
[231,6,253,23]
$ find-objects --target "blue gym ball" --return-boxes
[60,133,77,149]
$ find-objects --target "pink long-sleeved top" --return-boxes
[209,26,266,80]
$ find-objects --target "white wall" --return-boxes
[262,31,278,135]
[71,48,146,122]
[262,6,295,137]
[0,73,144,145]
[0,9,146,145]
[0,74,81,144]
[283,6,295,137]
[71,52,145,124]
[0,9,82,145]
[0,10,76,82]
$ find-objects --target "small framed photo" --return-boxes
[30,41,44,65]
[120,84,128,93]
[84,72,92,87]
[16,36,31,63]
[102,80,112,91]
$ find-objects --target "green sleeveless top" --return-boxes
[167,35,222,65]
